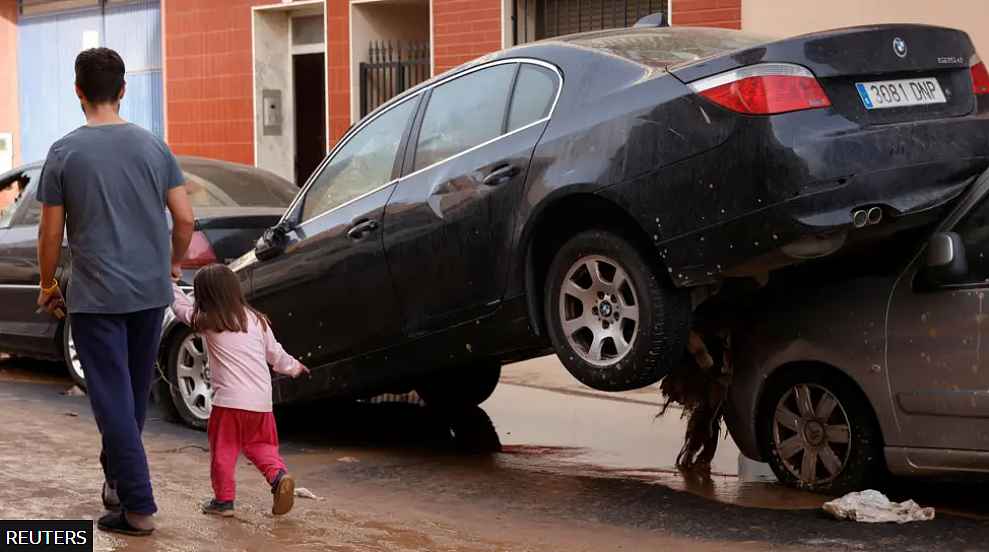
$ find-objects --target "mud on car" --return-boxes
[726,167,989,495]
[155,23,989,429]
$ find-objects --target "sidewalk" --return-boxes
[501,355,669,407]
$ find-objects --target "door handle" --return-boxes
[482,163,521,186]
[347,219,380,240]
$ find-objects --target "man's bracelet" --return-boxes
[40,280,59,293]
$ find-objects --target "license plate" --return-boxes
[855,77,947,110]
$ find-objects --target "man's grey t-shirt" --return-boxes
[37,123,185,314]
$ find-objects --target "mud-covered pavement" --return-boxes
[3,357,989,552]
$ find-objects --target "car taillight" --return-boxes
[971,55,989,95]
[688,63,832,115]
[181,231,218,270]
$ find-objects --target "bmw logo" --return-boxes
[893,37,907,58]
[600,302,612,317]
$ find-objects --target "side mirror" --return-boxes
[255,219,294,262]
[916,231,969,289]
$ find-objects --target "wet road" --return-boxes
[3,356,989,551]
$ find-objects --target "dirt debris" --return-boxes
[60,385,86,396]
[657,279,761,472]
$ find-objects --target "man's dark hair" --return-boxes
[74,47,126,105]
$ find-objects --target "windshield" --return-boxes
[569,27,776,69]
[180,159,298,208]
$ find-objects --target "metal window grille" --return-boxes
[512,0,665,45]
[359,40,431,119]
[19,0,147,17]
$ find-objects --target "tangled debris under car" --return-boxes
[661,167,989,497]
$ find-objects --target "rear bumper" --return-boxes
[599,108,989,286]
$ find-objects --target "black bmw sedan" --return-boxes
[0,156,297,388]
[156,23,989,429]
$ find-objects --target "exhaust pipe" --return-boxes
[867,206,882,226]
[852,209,869,228]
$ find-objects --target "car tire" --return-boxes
[757,367,882,496]
[160,327,212,431]
[416,361,501,408]
[61,315,86,390]
[544,229,691,392]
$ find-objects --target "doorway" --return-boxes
[252,5,326,185]
[293,53,326,187]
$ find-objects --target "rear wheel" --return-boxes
[62,316,86,390]
[544,229,690,392]
[161,327,213,430]
[757,367,882,495]
[416,361,501,408]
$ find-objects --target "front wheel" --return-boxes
[62,316,86,390]
[757,368,882,495]
[416,361,501,408]
[160,327,213,430]
[544,229,690,392]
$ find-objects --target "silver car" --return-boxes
[726,169,989,495]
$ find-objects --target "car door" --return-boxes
[383,60,561,337]
[0,165,67,348]
[885,189,989,452]
[247,94,421,370]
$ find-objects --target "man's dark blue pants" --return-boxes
[72,306,166,516]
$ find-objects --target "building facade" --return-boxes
[1,0,986,185]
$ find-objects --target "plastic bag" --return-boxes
[823,490,934,524]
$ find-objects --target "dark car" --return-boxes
[725,167,989,495]
[0,156,297,387]
[156,23,989,429]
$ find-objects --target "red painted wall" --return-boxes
[325,0,349,149]
[0,0,20,167]
[163,0,259,165]
[432,0,502,75]
[670,0,742,29]
[158,0,740,162]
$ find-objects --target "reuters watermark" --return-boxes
[1,521,92,550]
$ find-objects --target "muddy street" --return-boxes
[2,356,989,552]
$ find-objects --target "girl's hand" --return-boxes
[294,363,310,378]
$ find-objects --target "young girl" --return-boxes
[171,263,309,517]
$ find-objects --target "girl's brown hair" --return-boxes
[191,263,270,334]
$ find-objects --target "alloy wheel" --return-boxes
[176,333,213,420]
[772,383,852,485]
[558,255,640,366]
[66,328,84,383]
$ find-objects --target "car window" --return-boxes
[508,65,558,133]
[0,168,41,228]
[413,64,517,171]
[957,196,989,282]
[179,161,298,208]
[301,97,418,222]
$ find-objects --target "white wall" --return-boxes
[350,0,430,122]
[253,10,295,183]
[742,0,989,57]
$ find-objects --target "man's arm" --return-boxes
[164,149,194,278]
[36,149,65,289]
[167,186,195,278]
[38,204,65,288]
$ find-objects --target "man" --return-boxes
[36,47,195,536]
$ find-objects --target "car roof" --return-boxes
[3,155,269,176]
[359,26,774,125]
